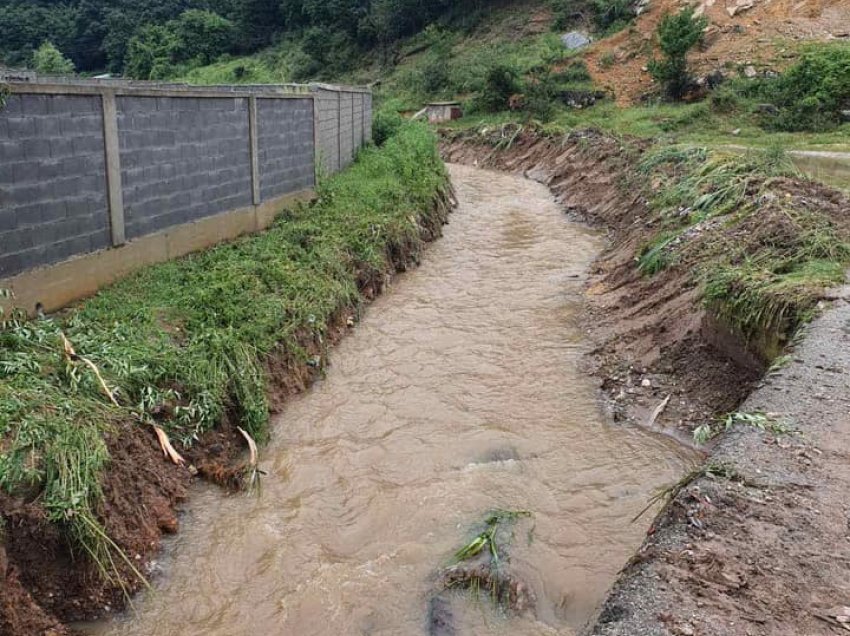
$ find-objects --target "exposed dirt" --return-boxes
[581,0,849,104]
[441,128,761,444]
[441,129,850,636]
[589,281,850,636]
[0,186,454,635]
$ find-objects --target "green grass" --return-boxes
[443,100,850,150]
[632,144,850,344]
[0,122,449,585]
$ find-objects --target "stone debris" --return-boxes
[561,31,592,50]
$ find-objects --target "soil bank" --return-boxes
[441,129,850,636]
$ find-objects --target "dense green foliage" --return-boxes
[648,7,708,100]
[0,122,448,581]
[125,9,235,79]
[552,0,634,33]
[0,0,507,77]
[761,44,850,131]
[31,41,75,75]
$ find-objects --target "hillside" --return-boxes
[165,0,850,161]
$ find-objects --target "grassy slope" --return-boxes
[0,123,449,580]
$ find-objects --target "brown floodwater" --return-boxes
[84,164,694,636]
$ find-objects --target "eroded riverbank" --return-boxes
[82,164,693,636]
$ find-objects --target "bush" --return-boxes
[477,63,522,112]
[766,44,850,131]
[709,84,742,114]
[32,41,74,75]
[372,107,405,146]
[648,7,708,100]
[592,0,634,32]
[555,60,592,84]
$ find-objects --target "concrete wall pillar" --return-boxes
[101,91,125,246]
[248,96,261,205]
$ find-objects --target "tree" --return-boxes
[171,10,234,64]
[32,41,75,75]
[124,25,177,79]
[648,7,708,100]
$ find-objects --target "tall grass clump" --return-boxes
[0,122,449,586]
[637,144,850,344]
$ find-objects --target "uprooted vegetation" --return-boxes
[428,510,535,635]
[0,122,453,632]
[441,126,850,440]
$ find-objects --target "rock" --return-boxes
[756,103,779,115]
[641,378,652,387]
[636,0,652,15]
[727,0,754,16]
[705,69,725,88]
[840,110,850,122]
[560,31,592,50]
[743,64,758,78]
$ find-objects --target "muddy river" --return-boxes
[85,164,693,636]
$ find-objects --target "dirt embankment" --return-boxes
[0,187,455,636]
[441,129,850,636]
[582,0,848,105]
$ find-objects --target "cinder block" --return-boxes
[7,117,36,138]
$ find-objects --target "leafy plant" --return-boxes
[694,410,792,444]
[476,63,522,113]
[453,510,531,565]
[32,41,75,75]
[766,43,850,131]
[648,7,708,100]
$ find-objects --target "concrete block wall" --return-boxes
[0,80,372,282]
[0,93,110,276]
[339,92,355,170]
[314,87,341,175]
[118,96,253,239]
[257,98,314,200]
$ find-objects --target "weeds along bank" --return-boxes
[0,122,453,634]
[441,127,850,441]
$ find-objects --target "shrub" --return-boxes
[477,63,522,112]
[32,41,74,75]
[592,0,634,32]
[648,7,708,100]
[766,43,850,131]
[555,60,592,84]
[709,84,742,113]
[372,107,404,146]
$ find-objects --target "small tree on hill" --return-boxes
[32,42,75,76]
[648,7,708,100]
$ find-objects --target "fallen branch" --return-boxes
[237,426,264,492]
[152,425,185,466]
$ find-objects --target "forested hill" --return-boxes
[0,0,502,77]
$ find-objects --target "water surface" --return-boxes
[86,164,692,636]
